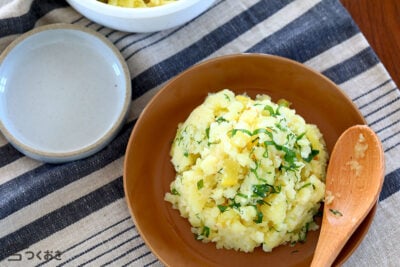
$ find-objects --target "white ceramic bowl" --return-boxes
[0,24,131,163]
[66,0,216,33]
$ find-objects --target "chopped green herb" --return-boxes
[202,226,210,237]
[216,117,228,123]
[206,127,218,146]
[296,132,306,140]
[254,209,263,223]
[175,134,184,145]
[280,163,300,172]
[184,151,189,157]
[195,213,201,220]
[275,121,287,132]
[265,140,300,171]
[282,146,297,165]
[236,193,248,199]
[256,199,271,206]
[217,205,228,212]
[329,209,343,216]
[275,105,282,116]
[264,105,276,116]
[230,128,273,138]
[299,183,312,190]
[224,93,231,101]
[176,126,188,146]
[252,183,281,198]
[264,140,282,151]
[298,222,310,243]
[196,226,210,240]
[250,161,267,182]
[230,128,252,137]
[303,149,319,162]
[205,127,210,139]
[287,132,296,141]
[171,188,180,196]
[262,140,275,158]
[270,226,281,232]
[229,199,241,209]
[197,179,204,190]
[262,147,269,158]
[252,128,272,136]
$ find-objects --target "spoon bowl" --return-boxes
[311,125,385,266]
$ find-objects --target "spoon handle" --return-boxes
[310,215,354,267]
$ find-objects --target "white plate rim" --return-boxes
[0,23,131,163]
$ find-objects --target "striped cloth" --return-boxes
[1,0,399,266]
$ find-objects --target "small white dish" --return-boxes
[0,24,131,163]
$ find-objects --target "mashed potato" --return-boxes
[164,89,328,252]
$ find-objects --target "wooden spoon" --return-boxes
[311,125,385,267]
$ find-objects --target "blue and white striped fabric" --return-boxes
[1,0,399,266]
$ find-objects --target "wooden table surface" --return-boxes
[341,0,400,88]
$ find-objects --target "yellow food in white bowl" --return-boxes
[165,89,328,252]
[99,0,176,8]
[67,0,216,32]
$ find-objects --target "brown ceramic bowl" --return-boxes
[123,54,376,266]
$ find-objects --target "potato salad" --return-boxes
[164,89,328,252]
